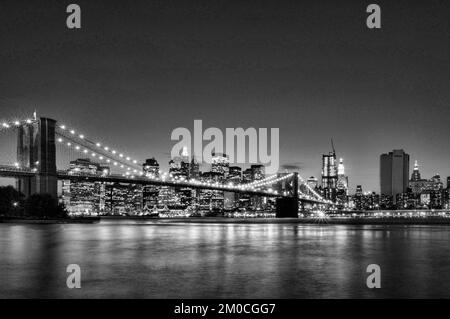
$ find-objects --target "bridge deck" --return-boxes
[0,166,325,204]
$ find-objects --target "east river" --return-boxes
[1,219,450,298]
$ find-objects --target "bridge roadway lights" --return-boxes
[275,197,299,218]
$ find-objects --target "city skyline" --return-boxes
[0,114,450,194]
[1,0,450,193]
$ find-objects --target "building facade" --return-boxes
[380,149,410,202]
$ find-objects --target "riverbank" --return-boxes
[99,216,450,225]
[3,215,450,225]
[0,216,101,224]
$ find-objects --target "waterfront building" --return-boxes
[243,168,253,183]
[142,158,160,208]
[430,174,444,191]
[321,147,338,201]
[169,158,182,177]
[250,165,265,210]
[61,158,109,215]
[408,161,445,209]
[211,153,230,179]
[198,171,224,210]
[239,168,253,209]
[158,185,180,207]
[143,158,160,178]
[409,161,429,194]
[379,194,394,210]
[420,192,431,207]
[380,149,410,202]
[396,191,419,210]
[225,166,242,209]
[104,183,143,215]
[364,192,380,210]
[228,166,242,183]
[444,186,450,209]
[354,185,363,210]
[167,156,188,208]
[336,158,349,205]
[352,185,380,210]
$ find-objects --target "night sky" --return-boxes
[0,0,449,193]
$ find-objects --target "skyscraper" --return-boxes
[143,158,160,178]
[211,153,230,179]
[409,161,427,194]
[142,158,160,208]
[380,149,410,202]
[336,158,349,206]
[321,146,338,201]
[228,166,242,183]
[337,158,348,191]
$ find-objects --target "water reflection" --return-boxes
[1,221,450,298]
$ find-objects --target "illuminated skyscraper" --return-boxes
[337,158,348,192]
[228,166,242,183]
[409,161,430,194]
[249,165,266,210]
[354,185,363,210]
[225,166,242,210]
[410,160,421,181]
[169,158,181,177]
[178,146,190,178]
[336,158,349,206]
[142,158,160,208]
[211,153,230,179]
[143,158,160,178]
[321,144,338,201]
[198,171,224,210]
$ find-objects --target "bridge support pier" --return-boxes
[17,118,57,199]
[276,197,299,218]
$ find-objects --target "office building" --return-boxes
[380,149,410,202]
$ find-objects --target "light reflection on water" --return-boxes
[1,220,450,298]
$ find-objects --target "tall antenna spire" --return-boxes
[331,138,335,154]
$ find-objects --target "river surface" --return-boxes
[1,219,450,298]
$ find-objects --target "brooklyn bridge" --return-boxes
[0,116,333,217]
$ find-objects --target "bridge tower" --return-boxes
[16,118,57,199]
[276,172,299,218]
